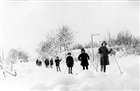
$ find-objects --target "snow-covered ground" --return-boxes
[0,55,139,91]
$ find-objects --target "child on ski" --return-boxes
[36,59,42,66]
[78,48,90,70]
[44,58,49,68]
[55,56,61,72]
[50,58,53,68]
[66,52,74,74]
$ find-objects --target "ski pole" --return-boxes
[89,60,97,71]
[114,56,123,74]
[96,56,99,72]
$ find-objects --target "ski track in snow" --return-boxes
[0,55,139,91]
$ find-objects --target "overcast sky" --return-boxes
[2,1,139,58]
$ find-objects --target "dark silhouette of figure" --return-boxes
[44,58,49,68]
[78,48,90,70]
[55,56,61,72]
[50,58,53,68]
[66,52,74,74]
[36,59,42,66]
[98,41,112,72]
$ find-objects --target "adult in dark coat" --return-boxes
[55,56,61,72]
[44,58,49,68]
[78,48,90,70]
[66,52,74,74]
[50,58,53,68]
[98,41,112,72]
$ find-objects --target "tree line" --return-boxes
[36,25,74,57]
[72,30,140,55]
[1,27,139,66]
[37,26,140,58]
[5,49,29,64]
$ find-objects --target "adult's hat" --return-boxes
[101,41,107,46]
[81,48,85,51]
[67,52,71,55]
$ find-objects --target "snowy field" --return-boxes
[0,55,139,91]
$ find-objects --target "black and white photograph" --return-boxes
[0,0,139,90]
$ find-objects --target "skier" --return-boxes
[66,52,74,74]
[55,56,61,72]
[50,58,53,68]
[44,58,49,68]
[98,41,112,72]
[78,48,90,70]
[36,59,42,66]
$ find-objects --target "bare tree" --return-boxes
[36,31,60,58]
[37,41,49,55]
[5,49,18,70]
[57,25,74,52]
[17,49,29,62]
[5,49,29,65]
[105,30,140,55]
[46,31,60,55]
[36,41,51,59]
[116,30,133,46]
[37,25,74,58]
[72,43,83,50]
[107,32,117,47]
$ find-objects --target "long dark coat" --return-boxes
[98,46,112,65]
[66,56,74,67]
[78,53,90,66]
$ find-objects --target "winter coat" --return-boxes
[78,53,90,66]
[36,59,42,66]
[44,59,49,67]
[50,59,53,65]
[55,59,61,66]
[66,56,74,67]
[98,46,112,65]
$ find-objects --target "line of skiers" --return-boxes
[36,58,53,68]
[36,41,113,74]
